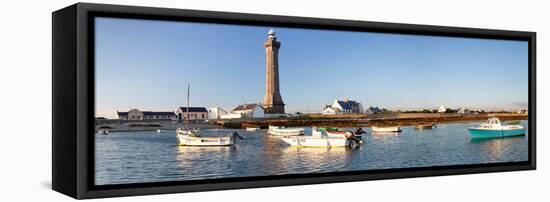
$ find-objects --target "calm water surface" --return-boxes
[95,121,528,185]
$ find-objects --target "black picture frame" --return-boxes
[52,3,536,199]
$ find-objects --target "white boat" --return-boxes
[281,127,361,148]
[176,84,243,146]
[97,129,109,135]
[372,126,402,133]
[468,117,525,138]
[268,126,304,136]
[246,127,260,131]
[176,128,242,146]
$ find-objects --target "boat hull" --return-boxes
[372,126,401,133]
[468,128,525,138]
[177,134,235,146]
[176,130,235,146]
[415,125,434,129]
[281,136,350,148]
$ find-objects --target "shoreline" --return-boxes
[220,113,528,129]
[96,113,528,132]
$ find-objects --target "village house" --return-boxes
[208,107,228,120]
[457,107,473,115]
[175,107,209,121]
[220,103,265,119]
[438,105,447,113]
[322,99,364,115]
[365,106,384,114]
[117,108,176,120]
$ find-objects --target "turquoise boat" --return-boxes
[468,117,525,138]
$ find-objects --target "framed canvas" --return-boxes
[52,3,536,199]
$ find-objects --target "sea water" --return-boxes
[95,120,528,185]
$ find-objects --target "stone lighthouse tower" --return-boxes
[262,28,285,114]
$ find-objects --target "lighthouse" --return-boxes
[262,28,285,114]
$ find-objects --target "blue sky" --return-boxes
[95,17,528,118]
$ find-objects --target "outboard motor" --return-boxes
[345,131,362,147]
[355,128,366,134]
[232,131,245,140]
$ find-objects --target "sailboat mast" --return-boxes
[185,84,190,131]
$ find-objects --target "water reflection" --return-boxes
[371,132,400,136]
[469,136,527,162]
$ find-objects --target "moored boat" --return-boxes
[415,123,436,130]
[468,117,525,138]
[268,125,304,136]
[372,126,402,133]
[176,84,244,146]
[176,128,242,146]
[97,129,109,135]
[246,127,260,131]
[281,127,361,148]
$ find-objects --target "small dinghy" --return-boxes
[268,126,304,136]
[246,127,260,131]
[372,126,402,133]
[415,123,436,130]
[468,117,525,138]
[97,129,109,135]
[281,127,362,148]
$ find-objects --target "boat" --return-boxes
[176,84,243,146]
[156,129,165,133]
[280,127,362,148]
[268,126,304,136]
[246,127,260,131]
[468,117,525,138]
[372,126,402,133]
[176,128,242,146]
[97,129,109,135]
[415,123,436,129]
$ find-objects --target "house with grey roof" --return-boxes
[322,99,364,115]
[221,103,265,119]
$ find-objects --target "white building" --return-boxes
[438,105,447,113]
[457,107,472,115]
[208,107,228,120]
[220,103,265,119]
[322,99,364,115]
[322,106,340,115]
